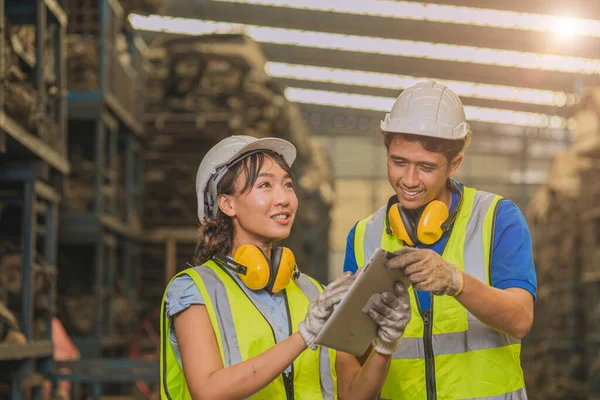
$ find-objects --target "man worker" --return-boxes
[343,80,536,399]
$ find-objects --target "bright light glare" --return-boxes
[128,14,600,75]
[554,17,578,39]
[266,62,570,106]
[284,88,566,129]
[213,0,600,39]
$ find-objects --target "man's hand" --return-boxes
[298,272,354,349]
[386,247,463,296]
[363,282,411,355]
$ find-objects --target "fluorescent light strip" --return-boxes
[284,88,566,129]
[213,0,600,39]
[129,15,600,75]
[266,62,573,107]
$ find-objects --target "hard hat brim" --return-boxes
[228,137,297,168]
[380,114,471,141]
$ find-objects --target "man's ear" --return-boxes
[217,194,236,217]
[448,154,463,177]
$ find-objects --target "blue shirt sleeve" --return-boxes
[165,274,206,349]
[343,223,359,274]
[491,200,537,300]
[165,274,205,317]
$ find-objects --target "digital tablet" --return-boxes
[314,248,411,356]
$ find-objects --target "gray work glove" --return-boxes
[298,272,354,350]
[363,282,411,355]
[387,247,463,296]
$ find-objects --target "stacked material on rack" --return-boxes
[141,33,334,308]
[57,295,96,337]
[3,22,60,149]
[522,85,600,400]
[523,162,586,399]
[64,0,145,121]
[57,294,136,337]
[62,123,130,221]
[3,25,39,133]
[0,301,26,344]
[61,137,95,213]
[571,88,600,154]
[65,35,99,91]
[0,239,54,340]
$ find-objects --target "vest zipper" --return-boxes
[216,263,292,400]
[282,290,295,400]
[415,294,437,400]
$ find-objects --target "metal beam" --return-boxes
[193,0,600,59]
[0,341,53,361]
[262,43,593,92]
[139,29,598,92]
[273,77,570,116]
[0,111,70,174]
[396,0,600,20]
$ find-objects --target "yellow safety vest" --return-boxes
[354,186,527,400]
[160,260,338,400]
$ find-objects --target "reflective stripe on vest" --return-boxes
[354,187,527,400]
[379,387,528,400]
[160,262,337,400]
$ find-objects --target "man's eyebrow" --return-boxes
[390,155,440,168]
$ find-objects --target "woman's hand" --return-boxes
[298,272,354,349]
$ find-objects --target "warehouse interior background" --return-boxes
[1,0,600,398]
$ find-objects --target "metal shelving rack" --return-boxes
[0,164,62,399]
[0,0,68,399]
[52,1,151,397]
[64,0,144,138]
[1,0,4,154]
[2,0,68,173]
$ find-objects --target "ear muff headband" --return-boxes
[212,253,248,275]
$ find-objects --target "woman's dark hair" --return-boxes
[194,150,293,265]
[384,132,465,164]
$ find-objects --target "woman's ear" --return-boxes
[217,194,236,217]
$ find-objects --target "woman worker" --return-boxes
[160,135,411,399]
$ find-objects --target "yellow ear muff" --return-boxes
[417,200,449,245]
[234,245,271,290]
[388,205,415,246]
[271,248,296,293]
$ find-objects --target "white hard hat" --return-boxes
[196,135,297,223]
[381,80,472,148]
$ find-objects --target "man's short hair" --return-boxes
[384,132,465,163]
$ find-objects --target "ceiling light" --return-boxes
[284,87,567,129]
[212,0,600,39]
[266,62,571,106]
[129,14,600,75]
[554,17,578,39]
